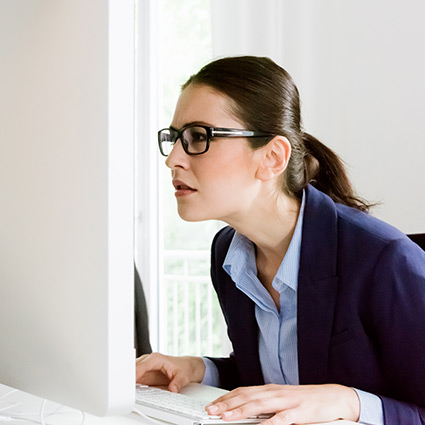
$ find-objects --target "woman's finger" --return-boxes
[207,384,360,424]
[135,353,206,392]
[135,353,175,383]
[207,386,284,419]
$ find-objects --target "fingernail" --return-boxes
[208,405,218,413]
[222,411,233,418]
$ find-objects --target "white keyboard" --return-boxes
[135,385,219,421]
[135,385,270,425]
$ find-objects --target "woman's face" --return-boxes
[165,84,263,223]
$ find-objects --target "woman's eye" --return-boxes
[186,128,207,143]
[191,132,206,142]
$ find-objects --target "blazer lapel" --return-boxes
[297,186,340,385]
[211,227,264,387]
[219,270,264,386]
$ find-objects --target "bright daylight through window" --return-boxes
[157,0,229,356]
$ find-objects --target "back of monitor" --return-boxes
[0,0,135,415]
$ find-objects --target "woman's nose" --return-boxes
[165,139,188,169]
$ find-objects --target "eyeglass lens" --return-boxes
[159,126,208,156]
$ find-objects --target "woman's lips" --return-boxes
[172,179,197,197]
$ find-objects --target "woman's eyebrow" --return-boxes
[170,121,213,131]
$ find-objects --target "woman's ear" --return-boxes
[255,136,291,182]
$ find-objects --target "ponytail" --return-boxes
[302,132,371,212]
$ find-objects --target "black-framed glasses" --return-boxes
[158,124,274,157]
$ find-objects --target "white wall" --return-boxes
[211,0,425,233]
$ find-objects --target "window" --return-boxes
[135,0,230,357]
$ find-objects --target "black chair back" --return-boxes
[135,265,152,356]
[407,233,425,251]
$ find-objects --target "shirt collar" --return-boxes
[223,190,305,293]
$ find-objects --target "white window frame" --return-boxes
[134,0,161,351]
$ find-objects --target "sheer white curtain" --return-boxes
[209,0,425,233]
[210,0,315,88]
[211,0,285,61]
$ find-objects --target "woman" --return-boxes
[136,56,425,425]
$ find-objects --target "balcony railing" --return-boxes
[159,250,231,357]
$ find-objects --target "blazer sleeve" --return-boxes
[204,353,242,390]
[369,238,425,424]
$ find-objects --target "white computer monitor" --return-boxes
[0,0,136,416]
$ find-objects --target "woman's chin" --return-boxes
[177,206,212,222]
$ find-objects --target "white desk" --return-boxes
[0,383,357,425]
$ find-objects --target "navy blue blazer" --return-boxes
[208,185,425,425]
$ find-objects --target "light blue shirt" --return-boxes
[202,192,383,425]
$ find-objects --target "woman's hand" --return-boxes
[206,384,360,425]
[136,352,206,393]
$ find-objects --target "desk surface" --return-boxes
[0,383,357,425]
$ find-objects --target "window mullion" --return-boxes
[134,0,161,352]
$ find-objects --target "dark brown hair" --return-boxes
[183,56,371,212]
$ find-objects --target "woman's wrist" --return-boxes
[339,385,361,422]
[183,356,206,383]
